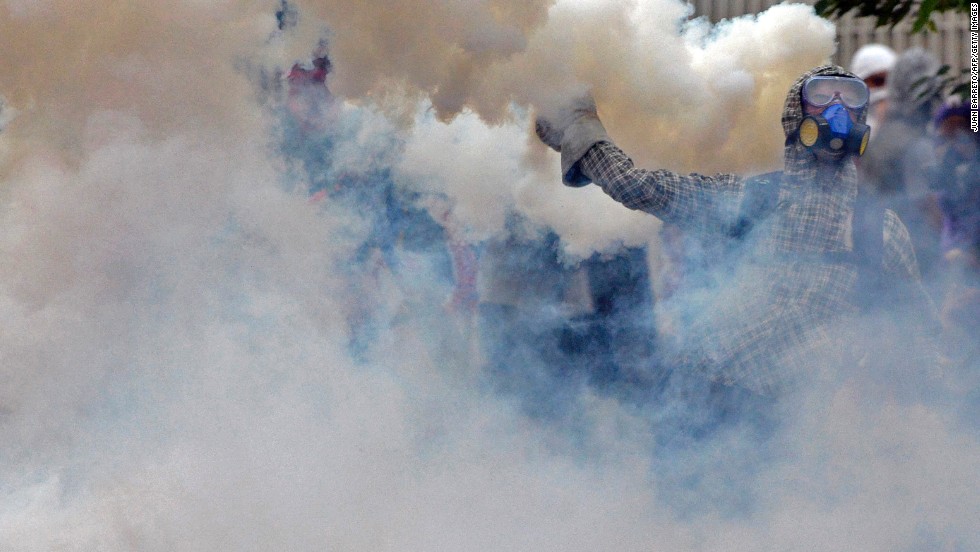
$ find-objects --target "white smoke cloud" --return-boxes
[297,0,835,174]
[394,107,660,257]
[0,1,977,551]
[309,0,836,255]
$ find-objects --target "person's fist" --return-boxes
[534,95,599,152]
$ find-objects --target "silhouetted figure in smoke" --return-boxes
[931,100,980,367]
[564,245,657,396]
[285,54,333,135]
[535,66,941,437]
[934,101,980,267]
[859,48,945,289]
[476,213,657,418]
[476,217,585,417]
[278,45,471,363]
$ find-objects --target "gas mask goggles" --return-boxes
[798,76,871,156]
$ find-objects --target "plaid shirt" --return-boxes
[574,66,934,393]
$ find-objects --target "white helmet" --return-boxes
[849,44,897,80]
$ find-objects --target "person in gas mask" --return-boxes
[535,66,939,430]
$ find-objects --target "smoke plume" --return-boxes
[0,1,977,551]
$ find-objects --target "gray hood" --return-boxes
[886,47,942,122]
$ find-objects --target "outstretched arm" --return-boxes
[536,95,744,234]
[575,141,744,235]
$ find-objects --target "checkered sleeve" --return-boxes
[882,209,943,336]
[882,209,921,280]
[578,141,743,233]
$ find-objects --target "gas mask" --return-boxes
[798,76,871,156]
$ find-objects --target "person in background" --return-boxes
[561,245,658,399]
[859,48,946,289]
[931,100,980,366]
[475,215,589,418]
[280,40,475,364]
[476,212,659,417]
[849,43,897,139]
[933,100,980,259]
